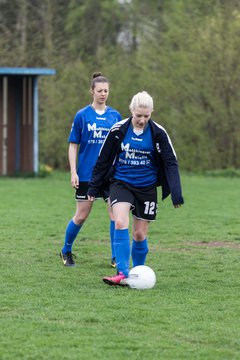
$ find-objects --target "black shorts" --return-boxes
[109,180,158,221]
[75,182,109,202]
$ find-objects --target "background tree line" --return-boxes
[0,0,240,171]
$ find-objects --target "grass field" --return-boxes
[1,172,240,360]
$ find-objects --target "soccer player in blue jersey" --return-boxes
[87,91,184,286]
[60,73,122,267]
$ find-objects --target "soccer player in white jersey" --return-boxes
[88,91,184,286]
[60,73,122,267]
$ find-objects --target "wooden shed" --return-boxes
[0,67,56,176]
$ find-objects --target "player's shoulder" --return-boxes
[76,105,91,116]
[110,118,129,131]
[73,105,92,123]
[150,119,168,135]
[106,106,121,117]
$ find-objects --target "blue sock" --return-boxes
[62,220,82,254]
[114,229,130,277]
[131,239,148,267]
[110,220,115,260]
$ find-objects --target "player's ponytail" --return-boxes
[92,72,102,79]
[91,72,109,89]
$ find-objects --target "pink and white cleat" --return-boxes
[103,272,128,287]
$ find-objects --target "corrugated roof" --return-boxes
[0,67,56,75]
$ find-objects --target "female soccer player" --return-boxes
[87,91,184,286]
[60,73,122,267]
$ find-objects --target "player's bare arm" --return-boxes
[69,142,79,188]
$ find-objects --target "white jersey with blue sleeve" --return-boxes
[68,105,121,181]
[114,123,158,187]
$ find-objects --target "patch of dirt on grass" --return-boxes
[186,241,240,249]
[151,241,240,253]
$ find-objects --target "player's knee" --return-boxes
[133,229,146,241]
[115,218,128,230]
[73,214,87,225]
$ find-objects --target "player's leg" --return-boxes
[102,180,135,285]
[60,200,93,266]
[103,202,131,285]
[113,202,131,275]
[131,218,149,267]
[131,186,157,267]
[107,201,131,276]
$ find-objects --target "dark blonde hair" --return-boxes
[91,72,109,90]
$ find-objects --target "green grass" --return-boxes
[0,172,240,360]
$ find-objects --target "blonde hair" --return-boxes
[129,91,154,112]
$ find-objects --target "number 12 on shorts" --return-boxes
[144,201,157,215]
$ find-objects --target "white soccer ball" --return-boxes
[127,265,156,290]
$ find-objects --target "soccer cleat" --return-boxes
[110,257,116,268]
[102,272,128,287]
[60,251,76,267]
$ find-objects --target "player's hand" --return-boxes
[71,173,79,188]
[87,195,95,202]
